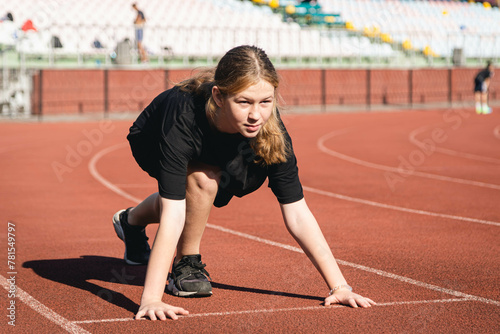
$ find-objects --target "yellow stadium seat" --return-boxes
[402,39,412,50]
[269,0,279,9]
[381,33,392,43]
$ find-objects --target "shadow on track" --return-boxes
[23,255,145,314]
[211,282,324,302]
[23,255,324,316]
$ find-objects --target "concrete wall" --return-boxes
[31,67,497,115]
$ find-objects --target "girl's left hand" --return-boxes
[324,289,376,308]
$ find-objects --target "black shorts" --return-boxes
[474,79,486,93]
[127,132,266,208]
[213,188,234,208]
[128,132,161,180]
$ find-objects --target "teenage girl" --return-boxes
[113,45,376,321]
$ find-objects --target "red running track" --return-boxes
[1,107,499,333]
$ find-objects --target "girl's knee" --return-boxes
[187,170,219,197]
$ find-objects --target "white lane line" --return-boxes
[90,143,500,228]
[408,123,500,164]
[88,142,142,204]
[72,298,471,324]
[303,186,500,227]
[318,130,500,190]
[0,275,91,334]
[206,224,500,306]
[88,144,500,317]
[74,317,134,324]
[113,184,155,188]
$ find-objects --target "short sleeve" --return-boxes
[157,128,194,199]
[267,131,304,204]
[156,91,199,200]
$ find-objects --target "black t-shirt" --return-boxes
[475,69,492,82]
[128,86,304,205]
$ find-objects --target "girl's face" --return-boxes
[212,80,275,138]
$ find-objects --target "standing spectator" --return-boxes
[0,12,17,46]
[474,61,494,114]
[132,3,148,63]
[0,12,14,22]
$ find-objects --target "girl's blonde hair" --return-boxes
[177,45,289,165]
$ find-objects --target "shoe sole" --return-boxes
[167,276,212,297]
[112,210,145,266]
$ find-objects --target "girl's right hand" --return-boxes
[135,301,189,321]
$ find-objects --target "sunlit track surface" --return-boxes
[3,109,499,333]
[318,129,500,190]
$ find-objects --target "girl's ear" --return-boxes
[212,86,224,108]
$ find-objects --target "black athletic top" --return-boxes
[475,69,492,82]
[127,86,304,205]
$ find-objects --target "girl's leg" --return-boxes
[175,162,220,261]
[166,162,220,297]
[127,192,162,227]
[113,195,157,265]
[114,162,219,271]
[475,92,483,114]
[124,161,219,251]
[481,92,488,105]
[481,92,491,114]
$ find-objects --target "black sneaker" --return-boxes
[112,207,150,265]
[167,254,212,297]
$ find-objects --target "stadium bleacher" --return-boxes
[322,0,500,59]
[0,0,406,66]
[0,0,498,66]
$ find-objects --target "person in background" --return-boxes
[0,12,14,22]
[132,3,148,63]
[474,60,494,114]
